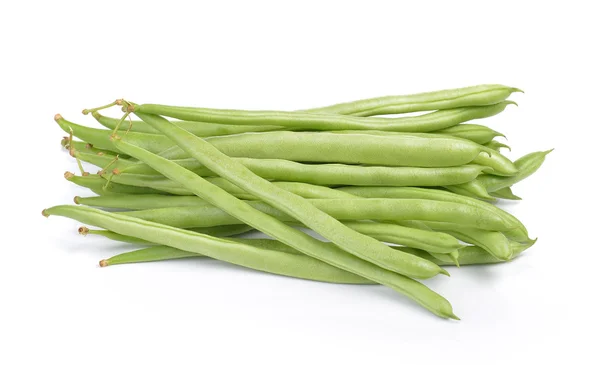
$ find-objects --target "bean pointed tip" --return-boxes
[448,312,461,321]
[511,87,524,94]
[439,268,451,277]
[543,148,555,156]
[504,100,518,107]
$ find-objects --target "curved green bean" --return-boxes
[305,84,521,116]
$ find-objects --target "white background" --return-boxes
[1,1,598,364]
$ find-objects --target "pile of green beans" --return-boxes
[44,84,551,320]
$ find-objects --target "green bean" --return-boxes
[419,221,512,261]
[434,124,505,145]
[304,84,521,116]
[118,198,513,231]
[204,131,485,167]
[323,130,516,176]
[484,140,511,152]
[337,186,532,243]
[478,150,553,192]
[445,180,495,200]
[64,171,167,195]
[117,157,491,187]
[135,102,514,133]
[92,111,285,136]
[80,224,254,240]
[101,246,200,266]
[43,205,373,285]
[110,132,457,317]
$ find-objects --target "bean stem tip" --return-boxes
[74,196,81,204]
[99,259,108,267]
[64,171,75,180]
[78,226,89,235]
[41,209,49,217]
[54,114,63,122]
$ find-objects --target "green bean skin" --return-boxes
[434,124,505,145]
[118,198,513,231]
[420,221,512,261]
[43,205,373,285]
[111,134,457,317]
[65,172,167,195]
[338,186,532,243]
[478,150,553,193]
[116,135,450,280]
[490,187,522,200]
[136,101,513,133]
[305,84,521,116]
[92,111,284,136]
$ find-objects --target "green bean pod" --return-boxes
[92,111,285,136]
[118,198,513,231]
[478,150,553,192]
[134,102,514,132]
[119,158,491,187]
[471,147,518,176]
[305,84,521,116]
